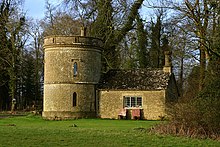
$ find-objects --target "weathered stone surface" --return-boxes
[43,36,102,119]
[43,35,179,120]
[99,69,170,90]
[44,36,103,49]
[98,69,179,120]
[98,90,166,120]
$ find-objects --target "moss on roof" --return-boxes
[98,69,171,90]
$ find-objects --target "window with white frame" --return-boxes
[124,96,142,108]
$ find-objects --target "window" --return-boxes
[137,97,142,106]
[73,62,78,77]
[73,92,77,107]
[124,96,142,108]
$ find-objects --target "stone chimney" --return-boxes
[163,51,172,73]
[80,27,87,36]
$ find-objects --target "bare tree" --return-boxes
[0,0,27,111]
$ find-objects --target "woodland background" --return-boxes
[0,0,220,131]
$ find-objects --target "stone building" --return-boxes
[98,67,179,120]
[43,29,103,119]
[43,29,179,120]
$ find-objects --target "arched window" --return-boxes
[73,92,77,107]
[73,62,78,77]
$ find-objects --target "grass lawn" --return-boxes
[0,115,219,147]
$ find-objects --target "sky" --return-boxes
[24,0,61,19]
[23,0,158,20]
[24,0,45,19]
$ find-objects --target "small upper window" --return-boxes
[73,62,78,77]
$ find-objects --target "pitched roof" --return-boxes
[98,69,171,90]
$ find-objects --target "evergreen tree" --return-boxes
[90,0,144,71]
[149,14,162,68]
[136,14,148,68]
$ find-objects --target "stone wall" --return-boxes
[43,36,102,119]
[98,90,166,120]
[44,37,102,84]
[44,36,103,49]
[43,84,96,118]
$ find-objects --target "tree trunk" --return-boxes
[199,46,206,90]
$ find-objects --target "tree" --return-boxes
[149,0,220,139]
[167,19,200,97]
[22,51,36,107]
[136,14,149,68]
[118,14,149,69]
[0,0,27,110]
[183,0,209,90]
[42,2,82,36]
[63,0,144,71]
[119,32,138,69]
[0,0,11,110]
[149,12,163,68]
[23,20,44,109]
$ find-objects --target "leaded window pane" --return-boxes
[137,97,142,106]
[131,97,136,107]
[123,96,142,108]
[124,97,130,107]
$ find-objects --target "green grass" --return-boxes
[0,115,219,147]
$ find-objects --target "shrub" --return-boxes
[151,100,220,139]
[151,78,220,140]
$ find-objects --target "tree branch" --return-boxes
[115,0,144,43]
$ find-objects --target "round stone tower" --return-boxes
[42,30,103,119]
